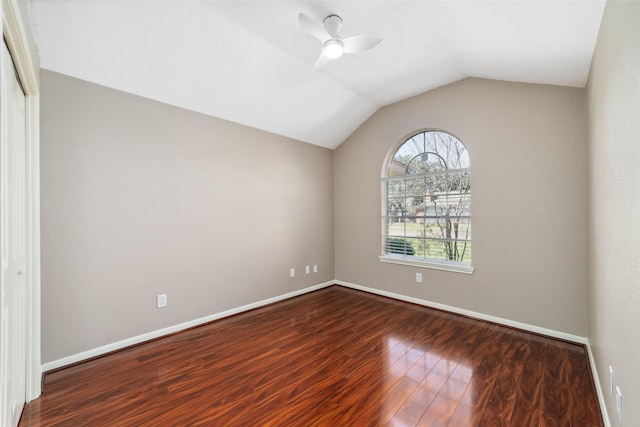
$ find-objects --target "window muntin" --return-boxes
[382,131,471,270]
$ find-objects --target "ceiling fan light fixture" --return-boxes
[299,12,381,68]
[323,39,343,59]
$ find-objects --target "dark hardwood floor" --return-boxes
[20,285,602,426]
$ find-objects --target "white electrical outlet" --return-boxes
[305,265,310,274]
[156,294,167,308]
[416,272,423,283]
[616,386,622,423]
[609,366,614,395]
[313,264,318,273]
[290,268,295,278]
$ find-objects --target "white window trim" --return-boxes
[379,255,475,274]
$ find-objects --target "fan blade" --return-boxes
[341,33,383,54]
[299,13,331,43]
[313,53,331,71]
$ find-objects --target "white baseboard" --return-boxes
[42,281,334,372]
[335,280,588,345]
[586,342,612,427]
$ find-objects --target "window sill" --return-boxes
[379,256,475,274]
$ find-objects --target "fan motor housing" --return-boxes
[323,15,343,37]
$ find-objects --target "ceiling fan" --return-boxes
[298,13,383,69]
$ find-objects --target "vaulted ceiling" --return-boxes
[27,1,606,149]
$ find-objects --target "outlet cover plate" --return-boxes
[616,386,622,423]
[157,294,167,308]
[609,366,614,395]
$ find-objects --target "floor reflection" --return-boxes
[385,335,474,426]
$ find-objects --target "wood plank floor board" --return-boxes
[19,286,603,426]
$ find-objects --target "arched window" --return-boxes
[381,130,473,273]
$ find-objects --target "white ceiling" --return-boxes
[26,0,606,149]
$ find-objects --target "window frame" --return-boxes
[380,129,475,274]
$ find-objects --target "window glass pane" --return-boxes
[406,237,424,258]
[393,140,421,165]
[387,197,407,217]
[450,170,471,190]
[385,237,415,255]
[387,216,407,238]
[406,152,447,174]
[405,176,427,197]
[424,131,470,169]
[422,218,471,241]
[386,179,407,198]
[428,193,471,219]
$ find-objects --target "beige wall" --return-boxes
[40,71,334,363]
[334,78,588,336]
[587,1,640,425]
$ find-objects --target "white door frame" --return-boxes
[2,0,41,402]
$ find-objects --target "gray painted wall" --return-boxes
[587,1,640,425]
[40,71,334,363]
[334,78,588,336]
